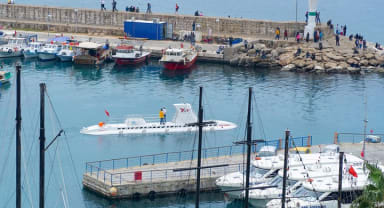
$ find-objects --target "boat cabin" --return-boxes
[165,49,184,57]
[74,42,109,65]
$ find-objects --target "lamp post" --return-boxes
[295,0,298,22]
[74,9,78,33]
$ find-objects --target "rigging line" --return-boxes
[0,126,16,185]
[252,92,266,141]
[45,135,60,205]
[46,89,89,208]
[290,139,324,208]
[186,131,198,186]
[57,143,70,208]
[20,130,35,208]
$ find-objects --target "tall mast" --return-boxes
[244,87,252,208]
[362,93,367,160]
[281,130,290,208]
[39,83,46,208]
[195,86,203,208]
[16,65,22,208]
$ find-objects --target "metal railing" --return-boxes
[336,132,384,144]
[85,136,312,185]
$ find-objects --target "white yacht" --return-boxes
[23,42,44,58]
[266,170,370,208]
[81,103,237,135]
[246,160,365,207]
[37,43,62,61]
[215,146,361,199]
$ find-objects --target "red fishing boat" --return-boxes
[160,48,197,70]
[112,45,151,66]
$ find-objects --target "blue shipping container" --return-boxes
[124,20,166,40]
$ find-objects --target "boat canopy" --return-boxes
[116,45,134,50]
[78,42,102,49]
[48,36,70,43]
[172,103,198,124]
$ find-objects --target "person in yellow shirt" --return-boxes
[159,108,164,125]
[275,27,280,40]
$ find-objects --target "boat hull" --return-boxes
[38,52,57,61]
[81,120,237,135]
[114,54,149,65]
[162,56,197,70]
[0,51,23,58]
[57,55,73,62]
[23,52,38,58]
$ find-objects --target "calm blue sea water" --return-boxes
[0,58,384,207]
[14,0,384,44]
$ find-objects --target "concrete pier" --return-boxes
[82,137,311,199]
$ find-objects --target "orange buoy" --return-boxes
[255,157,262,160]
[307,178,313,183]
[98,122,104,127]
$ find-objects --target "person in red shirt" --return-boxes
[175,3,179,13]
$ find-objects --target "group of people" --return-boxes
[100,0,117,12]
[159,108,167,125]
[335,24,347,36]
[274,28,289,40]
[126,5,139,12]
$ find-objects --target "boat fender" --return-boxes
[98,122,104,127]
[132,192,141,200]
[8,49,12,53]
[14,47,17,52]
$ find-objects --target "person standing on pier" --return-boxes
[175,3,179,13]
[343,25,347,36]
[146,3,152,14]
[275,28,280,40]
[100,0,106,10]
[284,29,288,40]
[336,34,340,46]
[305,11,308,23]
[112,0,117,12]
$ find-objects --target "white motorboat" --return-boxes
[0,38,28,58]
[23,42,44,58]
[57,43,77,62]
[246,160,365,207]
[266,169,370,208]
[81,103,237,135]
[215,146,361,199]
[37,43,62,61]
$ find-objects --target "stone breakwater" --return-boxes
[230,37,384,74]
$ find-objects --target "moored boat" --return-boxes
[23,42,44,58]
[73,42,110,65]
[57,42,78,62]
[81,103,237,135]
[160,48,197,70]
[112,45,151,66]
[0,71,11,86]
[37,43,62,61]
[0,37,32,58]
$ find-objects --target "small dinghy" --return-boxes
[80,103,237,135]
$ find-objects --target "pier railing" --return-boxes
[335,132,384,144]
[85,136,311,185]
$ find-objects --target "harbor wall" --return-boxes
[0,4,310,38]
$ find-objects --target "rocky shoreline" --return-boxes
[229,37,384,74]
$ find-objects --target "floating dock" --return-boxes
[83,136,312,199]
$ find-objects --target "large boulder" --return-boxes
[281,64,296,71]
[369,59,379,66]
[326,53,345,62]
[347,58,357,65]
[347,67,360,74]
[324,62,338,70]
[360,59,369,66]
[254,43,266,50]
[364,53,375,60]
[279,53,295,66]
[229,57,239,66]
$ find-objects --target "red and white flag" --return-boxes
[105,110,110,117]
[349,166,358,178]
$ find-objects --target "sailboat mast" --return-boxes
[195,86,203,208]
[16,65,22,208]
[362,94,367,160]
[39,83,46,208]
[244,87,252,208]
